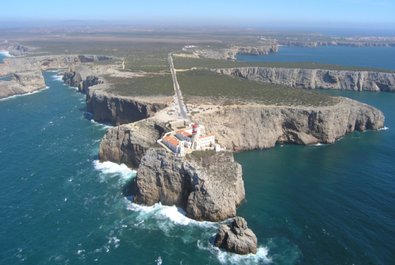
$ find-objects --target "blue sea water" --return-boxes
[1,47,395,265]
[237,46,395,71]
[0,53,5,63]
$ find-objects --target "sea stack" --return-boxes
[214,217,258,255]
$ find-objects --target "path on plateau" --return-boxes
[168,53,189,120]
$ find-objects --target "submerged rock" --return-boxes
[214,217,258,255]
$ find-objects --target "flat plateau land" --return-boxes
[3,28,393,105]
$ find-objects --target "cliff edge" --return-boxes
[192,98,384,151]
[216,67,395,92]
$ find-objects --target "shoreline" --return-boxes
[0,86,49,101]
[0,50,13,58]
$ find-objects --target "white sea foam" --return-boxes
[93,160,136,183]
[90,119,113,130]
[0,87,48,101]
[197,240,272,265]
[127,202,216,228]
[0,50,13,57]
[379,126,389,131]
[52,74,63,82]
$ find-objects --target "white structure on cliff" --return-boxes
[158,122,222,156]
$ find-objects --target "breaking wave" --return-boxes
[93,160,136,183]
[197,240,272,265]
[127,202,216,228]
[379,126,389,131]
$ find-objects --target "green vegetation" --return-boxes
[177,70,339,107]
[124,52,169,72]
[174,57,394,73]
[105,74,173,97]
[187,150,217,160]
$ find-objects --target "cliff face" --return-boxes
[192,98,384,151]
[62,71,103,94]
[0,71,46,99]
[86,89,168,125]
[0,55,80,99]
[132,148,245,222]
[194,45,278,60]
[99,119,168,168]
[216,67,395,92]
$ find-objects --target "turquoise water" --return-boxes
[0,72,270,265]
[236,90,395,264]
[1,47,395,265]
[237,46,395,71]
[0,53,5,63]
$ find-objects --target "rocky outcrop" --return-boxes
[195,45,278,60]
[78,55,112,63]
[132,148,245,221]
[0,71,46,99]
[99,119,168,168]
[216,67,395,92]
[192,98,384,151]
[0,55,80,99]
[0,43,29,56]
[62,71,82,87]
[86,89,168,125]
[81,75,103,94]
[214,217,258,255]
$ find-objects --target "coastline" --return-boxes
[0,85,49,101]
[0,50,13,58]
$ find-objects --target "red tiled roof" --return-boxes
[163,135,180,146]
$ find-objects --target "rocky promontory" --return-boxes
[192,98,384,151]
[86,89,168,125]
[0,55,80,99]
[99,118,168,168]
[0,71,46,99]
[191,45,278,60]
[131,148,245,222]
[214,217,258,255]
[216,67,395,92]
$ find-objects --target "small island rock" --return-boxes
[214,217,258,255]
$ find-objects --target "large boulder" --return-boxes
[214,217,258,255]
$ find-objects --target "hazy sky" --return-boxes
[2,0,394,29]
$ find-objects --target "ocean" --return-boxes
[237,46,395,71]
[0,47,394,265]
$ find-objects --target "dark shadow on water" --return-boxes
[122,178,137,197]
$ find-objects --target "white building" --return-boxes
[159,122,220,156]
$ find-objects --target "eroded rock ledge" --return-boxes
[87,90,168,125]
[216,67,395,92]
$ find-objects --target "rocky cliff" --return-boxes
[62,71,103,94]
[62,71,82,88]
[216,67,395,92]
[0,55,80,99]
[192,98,384,151]
[99,118,168,168]
[86,89,168,125]
[131,148,245,222]
[194,45,278,60]
[0,71,46,99]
